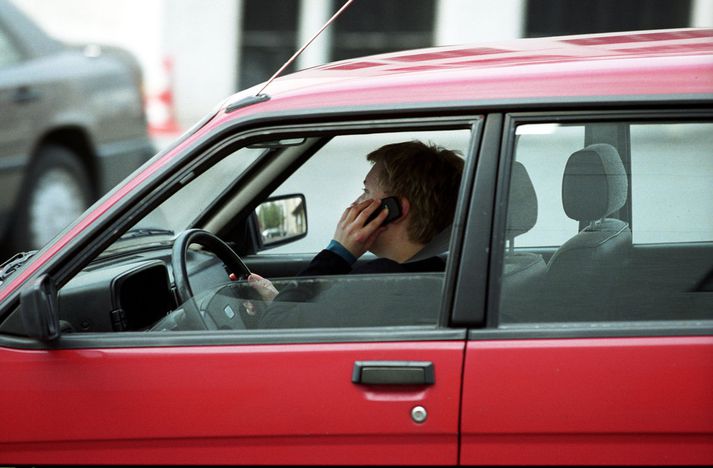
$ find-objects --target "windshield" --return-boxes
[105,146,264,252]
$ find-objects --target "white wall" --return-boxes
[296,0,332,70]
[434,0,525,45]
[691,0,713,27]
[162,0,238,127]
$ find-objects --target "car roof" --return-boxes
[221,28,713,117]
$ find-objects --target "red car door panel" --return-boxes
[1,339,464,465]
[460,336,713,465]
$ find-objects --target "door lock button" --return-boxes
[411,405,427,423]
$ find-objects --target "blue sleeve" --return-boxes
[326,239,357,265]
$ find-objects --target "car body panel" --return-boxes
[460,336,713,464]
[1,340,464,465]
[223,29,713,115]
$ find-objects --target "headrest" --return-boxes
[506,161,538,240]
[562,143,627,222]
[406,225,452,263]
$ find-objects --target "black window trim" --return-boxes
[474,107,713,340]
[447,113,501,327]
[0,327,469,351]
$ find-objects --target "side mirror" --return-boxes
[255,194,307,250]
[20,274,60,341]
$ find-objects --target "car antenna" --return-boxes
[227,0,356,113]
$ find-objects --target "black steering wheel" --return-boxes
[171,229,251,329]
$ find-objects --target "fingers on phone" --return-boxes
[356,199,379,221]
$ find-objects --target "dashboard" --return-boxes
[57,247,228,333]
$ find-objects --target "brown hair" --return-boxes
[367,140,464,244]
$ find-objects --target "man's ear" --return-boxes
[392,197,410,224]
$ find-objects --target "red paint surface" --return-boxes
[460,336,713,465]
[0,341,464,464]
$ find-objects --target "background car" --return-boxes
[0,0,154,254]
[0,27,711,465]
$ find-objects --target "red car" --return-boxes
[1,28,712,465]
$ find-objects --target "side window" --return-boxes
[55,125,473,335]
[266,129,472,254]
[498,119,713,325]
[250,129,471,329]
[0,26,21,68]
[630,123,713,244]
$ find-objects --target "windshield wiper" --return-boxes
[119,228,175,240]
[0,250,37,284]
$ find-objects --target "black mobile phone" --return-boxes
[364,196,402,227]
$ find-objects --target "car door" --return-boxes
[0,117,483,465]
[459,111,713,465]
[3,336,466,464]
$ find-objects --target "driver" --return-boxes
[248,140,464,327]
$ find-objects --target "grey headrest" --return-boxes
[562,143,627,222]
[406,225,452,263]
[507,162,538,240]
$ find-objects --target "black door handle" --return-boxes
[352,361,435,385]
[13,86,41,104]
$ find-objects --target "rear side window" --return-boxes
[497,119,713,325]
[631,123,713,244]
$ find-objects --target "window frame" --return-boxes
[1,114,484,350]
[475,108,713,341]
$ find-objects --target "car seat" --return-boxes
[544,143,632,321]
[499,161,546,322]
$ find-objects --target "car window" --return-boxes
[57,124,473,334]
[498,119,713,325]
[630,123,713,244]
[121,146,265,240]
[0,26,21,67]
[152,272,446,331]
[508,124,584,247]
[265,130,472,254]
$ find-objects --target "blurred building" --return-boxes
[13,0,713,135]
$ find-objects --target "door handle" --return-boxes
[13,86,41,104]
[352,361,435,385]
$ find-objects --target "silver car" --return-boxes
[0,0,154,252]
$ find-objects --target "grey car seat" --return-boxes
[503,161,546,286]
[544,143,632,320]
[499,161,546,322]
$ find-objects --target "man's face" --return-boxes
[357,162,393,256]
[357,162,388,204]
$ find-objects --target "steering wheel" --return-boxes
[171,229,251,329]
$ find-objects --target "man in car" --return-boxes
[248,140,464,327]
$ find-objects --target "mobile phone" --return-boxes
[364,196,402,227]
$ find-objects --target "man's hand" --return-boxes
[333,198,389,258]
[247,273,279,302]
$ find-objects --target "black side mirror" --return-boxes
[20,274,60,341]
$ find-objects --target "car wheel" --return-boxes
[12,144,93,251]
